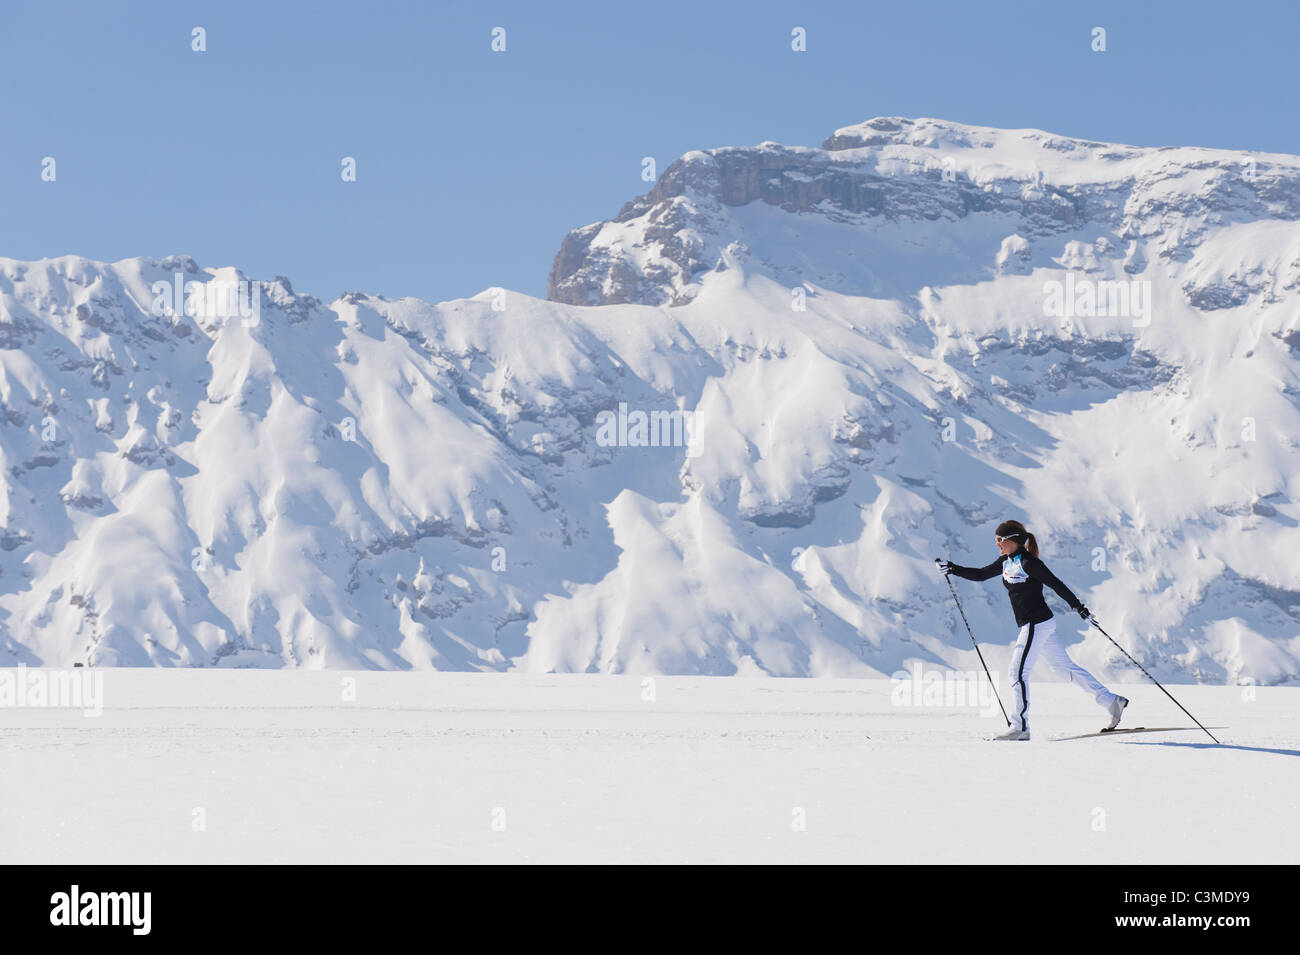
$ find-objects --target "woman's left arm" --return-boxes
[1024,554,1088,615]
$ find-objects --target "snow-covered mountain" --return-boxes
[2,117,1298,682]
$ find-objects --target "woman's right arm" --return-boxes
[944,557,1002,581]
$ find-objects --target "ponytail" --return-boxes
[995,519,1039,556]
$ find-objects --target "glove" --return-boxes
[936,559,954,575]
[1077,605,1091,620]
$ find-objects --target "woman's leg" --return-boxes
[1036,618,1117,706]
[1007,620,1046,731]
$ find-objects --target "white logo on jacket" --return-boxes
[1002,555,1028,584]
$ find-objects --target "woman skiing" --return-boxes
[939,520,1127,740]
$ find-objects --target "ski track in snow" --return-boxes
[2,672,1295,864]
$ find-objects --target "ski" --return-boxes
[1054,726,1227,741]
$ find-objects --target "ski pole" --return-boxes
[935,559,1010,726]
[1088,618,1220,744]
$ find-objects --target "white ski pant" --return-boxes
[1008,616,1115,732]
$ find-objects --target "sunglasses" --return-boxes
[994,535,1021,544]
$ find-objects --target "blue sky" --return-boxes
[3,0,1297,303]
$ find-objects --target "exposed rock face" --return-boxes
[547,116,1300,307]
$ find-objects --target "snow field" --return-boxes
[1,670,1294,863]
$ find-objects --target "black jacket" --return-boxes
[948,549,1083,626]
